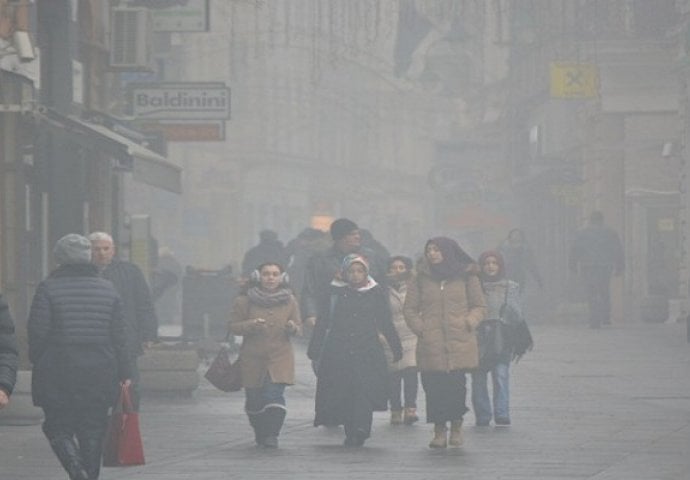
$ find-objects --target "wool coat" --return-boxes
[27,264,130,408]
[101,259,158,358]
[403,261,486,372]
[309,284,402,427]
[381,284,417,371]
[229,294,301,388]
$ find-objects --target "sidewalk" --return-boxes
[2,321,690,480]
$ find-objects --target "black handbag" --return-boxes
[477,318,506,371]
[204,331,242,392]
[477,284,509,370]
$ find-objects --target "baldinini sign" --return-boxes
[129,82,231,120]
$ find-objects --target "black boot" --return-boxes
[248,412,267,446]
[262,407,286,449]
[48,436,89,480]
[79,437,103,480]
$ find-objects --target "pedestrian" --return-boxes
[285,227,330,299]
[382,255,419,426]
[0,292,18,410]
[229,262,301,448]
[471,250,521,427]
[28,234,131,480]
[308,254,402,447]
[569,211,624,328]
[88,232,158,410]
[301,218,385,330]
[241,230,288,279]
[498,228,543,293]
[403,237,486,448]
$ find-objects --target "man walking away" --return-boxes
[569,211,624,328]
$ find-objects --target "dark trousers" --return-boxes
[43,405,109,479]
[420,370,468,424]
[582,266,613,328]
[389,367,418,410]
[129,356,141,411]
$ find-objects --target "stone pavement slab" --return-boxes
[1,322,690,479]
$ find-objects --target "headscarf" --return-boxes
[332,253,377,291]
[478,250,505,282]
[425,237,474,281]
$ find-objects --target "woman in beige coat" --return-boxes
[229,262,301,448]
[403,237,486,448]
[381,256,419,425]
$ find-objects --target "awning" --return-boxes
[37,109,182,194]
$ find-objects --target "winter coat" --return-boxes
[403,260,486,372]
[381,284,417,371]
[309,284,402,426]
[27,264,130,408]
[0,294,18,396]
[229,294,301,388]
[482,279,522,364]
[101,259,158,358]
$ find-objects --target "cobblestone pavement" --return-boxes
[2,321,690,480]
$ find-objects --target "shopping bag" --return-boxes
[103,384,145,467]
[204,346,242,392]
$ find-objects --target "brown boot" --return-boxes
[403,407,418,425]
[390,410,403,425]
[428,423,447,448]
[449,419,464,447]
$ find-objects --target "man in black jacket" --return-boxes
[0,293,18,410]
[569,211,624,328]
[301,218,388,329]
[89,232,157,410]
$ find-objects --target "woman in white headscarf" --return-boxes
[309,254,402,447]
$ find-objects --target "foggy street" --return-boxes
[2,320,690,480]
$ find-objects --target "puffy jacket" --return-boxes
[28,263,130,408]
[403,261,486,372]
[0,294,18,396]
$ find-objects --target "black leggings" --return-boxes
[389,367,418,410]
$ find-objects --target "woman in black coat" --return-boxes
[308,253,402,447]
[28,234,131,480]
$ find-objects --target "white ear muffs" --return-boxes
[280,271,289,285]
[250,269,261,283]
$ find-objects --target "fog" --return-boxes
[119,1,684,329]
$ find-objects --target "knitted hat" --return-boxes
[54,234,92,265]
[330,218,358,241]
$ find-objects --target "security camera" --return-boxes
[12,31,35,62]
[662,142,674,158]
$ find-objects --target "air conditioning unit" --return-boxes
[109,7,152,71]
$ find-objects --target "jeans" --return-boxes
[245,377,286,414]
[471,362,510,425]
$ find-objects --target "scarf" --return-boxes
[425,236,474,281]
[247,286,292,308]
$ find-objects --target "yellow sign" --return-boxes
[550,62,599,98]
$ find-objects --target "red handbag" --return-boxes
[102,384,145,467]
